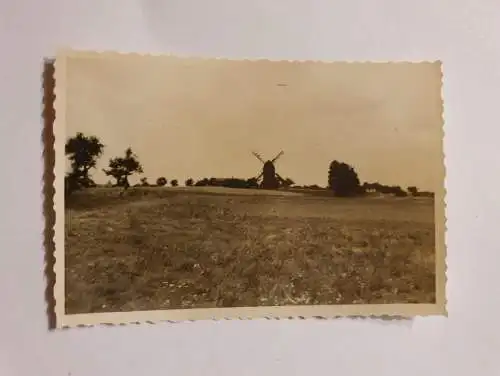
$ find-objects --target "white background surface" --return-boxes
[1,0,499,375]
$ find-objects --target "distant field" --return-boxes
[64,186,436,314]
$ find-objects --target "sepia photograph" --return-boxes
[52,51,446,326]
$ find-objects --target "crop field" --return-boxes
[64,187,436,314]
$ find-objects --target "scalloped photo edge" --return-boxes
[49,49,447,329]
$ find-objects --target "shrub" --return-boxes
[156,177,167,186]
[195,178,210,186]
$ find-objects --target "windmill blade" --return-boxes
[271,151,284,163]
[275,172,286,184]
[251,170,264,182]
[252,151,265,164]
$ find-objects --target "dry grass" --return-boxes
[64,187,436,314]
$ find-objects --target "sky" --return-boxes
[64,54,444,191]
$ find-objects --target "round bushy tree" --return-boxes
[328,160,362,197]
[156,177,167,186]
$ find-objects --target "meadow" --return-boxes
[64,187,436,314]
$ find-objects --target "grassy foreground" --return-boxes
[64,187,436,314]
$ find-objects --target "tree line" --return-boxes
[327,160,433,197]
[65,132,432,198]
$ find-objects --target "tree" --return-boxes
[65,132,104,194]
[407,186,418,196]
[157,177,167,186]
[185,178,194,186]
[195,178,210,186]
[392,186,407,197]
[246,177,259,189]
[171,179,178,187]
[103,147,143,188]
[223,178,248,189]
[328,160,362,197]
[140,177,149,187]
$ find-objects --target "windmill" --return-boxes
[251,150,287,189]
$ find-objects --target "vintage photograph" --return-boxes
[53,51,446,326]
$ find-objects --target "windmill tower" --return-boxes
[251,151,287,189]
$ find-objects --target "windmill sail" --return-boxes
[275,172,286,184]
[250,150,290,189]
[252,151,265,164]
[271,151,284,163]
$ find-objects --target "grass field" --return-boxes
[64,186,436,314]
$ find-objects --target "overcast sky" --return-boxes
[64,54,444,191]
